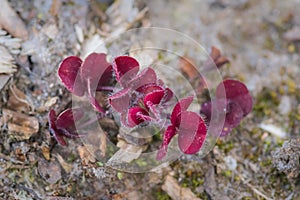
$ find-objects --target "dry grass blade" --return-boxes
[237,172,274,200]
[0,30,22,54]
[0,46,17,74]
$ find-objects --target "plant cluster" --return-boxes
[49,49,253,160]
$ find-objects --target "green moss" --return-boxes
[222,170,232,177]
[198,193,210,199]
[295,88,300,103]
[179,170,205,196]
[97,161,104,167]
[153,189,171,200]
[260,158,272,167]
[241,197,252,200]
[136,158,148,167]
[263,36,275,50]
[253,88,280,117]
[67,153,77,163]
[158,52,164,61]
[287,44,296,53]
[269,170,292,195]
[117,172,123,180]
[288,111,300,134]
[216,139,235,153]
[250,127,261,135]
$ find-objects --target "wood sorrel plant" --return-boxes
[49,48,253,161]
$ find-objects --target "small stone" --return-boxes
[75,24,84,43]
[259,123,287,138]
[272,139,300,179]
[278,95,291,115]
[38,159,61,184]
[224,155,237,171]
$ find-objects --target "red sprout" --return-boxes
[157,96,207,160]
[48,108,84,146]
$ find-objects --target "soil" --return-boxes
[0,0,300,199]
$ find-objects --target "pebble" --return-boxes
[259,123,287,138]
[278,95,291,115]
[224,155,237,171]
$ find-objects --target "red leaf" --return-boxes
[127,67,157,89]
[162,88,173,103]
[136,84,163,95]
[177,111,206,154]
[81,53,112,90]
[97,65,113,88]
[127,107,150,127]
[53,129,67,146]
[58,56,84,96]
[108,88,130,113]
[48,109,58,132]
[58,128,82,139]
[56,108,84,130]
[48,110,66,145]
[200,98,227,121]
[225,100,243,128]
[156,125,177,161]
[200,98,244,136]
[112,56,139,85]
[216,79,253,116]
[87,78,106,113]
[170,96,194,126]
[143,90,165,109]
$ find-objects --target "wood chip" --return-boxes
[49,0,62,17]
[0,0,28,39]
[107,142,145,165]
[162,175,200,200]
[55,153,72,173]
[77,145,96,165]
[41,145,51,161]
[2,109,39,140]
[99,131,107,157]
[7,85,30,112]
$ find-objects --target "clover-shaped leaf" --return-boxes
[127,107,152,127]
[58,53,113,113]
[48,108,84,146]
[216,79,253,116]
[58,56,84,96]
[157,96,207,160]
[112,56,139,86]
[201,79,252,136]
[177,111,206,154]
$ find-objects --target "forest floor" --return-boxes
[0,0,300,199]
